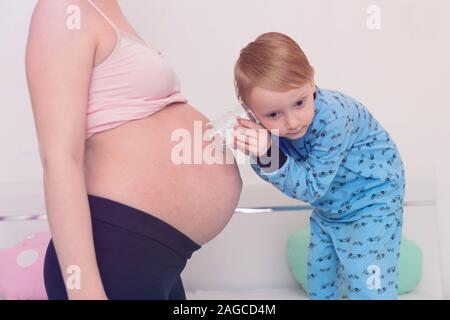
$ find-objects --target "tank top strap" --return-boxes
[87,0,119,32]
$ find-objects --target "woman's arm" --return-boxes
[26,0,106,299]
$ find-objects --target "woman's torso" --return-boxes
[84,1,242,245]
[85,102,242,246]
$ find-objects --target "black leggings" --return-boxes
[43,194,201,300]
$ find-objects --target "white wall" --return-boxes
[1,0,449,297]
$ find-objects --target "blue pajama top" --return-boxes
[250,87,406,221]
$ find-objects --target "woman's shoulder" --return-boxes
[27,0,100,78]
[32,0,92,22]
[29,0,97,48]
[34,0,91,14]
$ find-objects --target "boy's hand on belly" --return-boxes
[232,118,271,157]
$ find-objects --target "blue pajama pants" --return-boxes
[307,206,403,300]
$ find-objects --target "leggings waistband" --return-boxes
[87,194,201,259]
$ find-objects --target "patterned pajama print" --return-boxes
[250,87,406,299]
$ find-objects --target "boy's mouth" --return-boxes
[288,127,303,135]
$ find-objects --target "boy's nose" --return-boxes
[286,118,301,131]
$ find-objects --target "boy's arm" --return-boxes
[254,142,288,171]
[250,115,355,204]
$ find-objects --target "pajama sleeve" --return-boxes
[250,114,355,204]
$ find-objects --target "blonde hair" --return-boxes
[234,32,314,107]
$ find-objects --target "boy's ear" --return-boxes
[242,106,261,125]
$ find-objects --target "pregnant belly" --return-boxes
[84,102,243,245]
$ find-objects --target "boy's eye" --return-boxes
[295,100,304,107]
[267,112,279,119]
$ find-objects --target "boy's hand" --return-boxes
[232,118,272,157]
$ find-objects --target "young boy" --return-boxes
[232,32,405,300]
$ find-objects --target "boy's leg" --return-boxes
[334,208,403,300]
[307,215,342,300]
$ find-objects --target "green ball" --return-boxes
[286,227,422,297]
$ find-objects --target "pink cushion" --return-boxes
[0,231,50,300]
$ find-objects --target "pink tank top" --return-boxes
[86,0,187,140]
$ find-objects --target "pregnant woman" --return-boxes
[26,0,242,300]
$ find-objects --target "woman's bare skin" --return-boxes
[85,101,243,245]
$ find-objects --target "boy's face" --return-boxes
[246,81,316,140]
